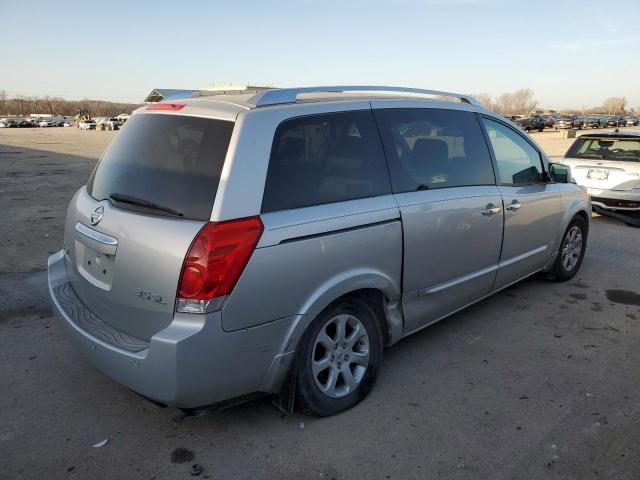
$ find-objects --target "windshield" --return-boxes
[568,137,640,162]
[87,113,234,220]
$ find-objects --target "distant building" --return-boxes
[29,114,73,121]
[143,85,272,103]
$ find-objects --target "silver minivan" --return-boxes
[48,86,591,416]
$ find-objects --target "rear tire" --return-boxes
[295,297,383,417]
[550,216,587,281]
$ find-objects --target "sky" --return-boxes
[1,0,638,109]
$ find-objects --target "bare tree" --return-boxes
[43,96,55,114]
[0,94,141,116]
[0,90,6,115]
[511,89,537,115]
[492,89,538,116]
[14,95,26,116]
[494,92,515,116]
[470,92,493,110]
[602,97,627,115]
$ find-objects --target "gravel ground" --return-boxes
[1,126,639,480]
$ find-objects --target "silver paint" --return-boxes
[48,89,591,409]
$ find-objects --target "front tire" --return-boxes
[295,298,383,416]
[551,216,587,281]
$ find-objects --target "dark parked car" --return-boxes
[1,119,20,128]
[582,116,601,128]
[608,116,626,127]
[555,116,581,129]
[514,116,545,132]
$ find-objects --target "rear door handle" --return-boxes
[482,204,502,216]
[506,200,522,211]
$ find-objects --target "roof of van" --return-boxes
[135,87,486,121]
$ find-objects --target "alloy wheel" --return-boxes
[311,314,370,398]
[561,225,583,271]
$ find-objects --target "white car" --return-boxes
[563,131,640,226]
[96,117,121,131]
[78,120,96,130]
[38,119,57,127]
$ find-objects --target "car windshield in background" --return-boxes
[88,114,234,220]
[569,138,640,162]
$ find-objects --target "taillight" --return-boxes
[146,103,186,111]
[176,217,263,314]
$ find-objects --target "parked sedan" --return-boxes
[607,116,626,127]
[562,131,640,226]
[38,119,58,127]
[78,119,97,130]
[514,116,545,132]
[96,117,121,131]
[555,116,581,129]
[582,116,602,128]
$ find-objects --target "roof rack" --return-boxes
[248,86,483,108]
[191,88,271,98]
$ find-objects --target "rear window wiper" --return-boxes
[109,193,183,217]
[416,184,431,191]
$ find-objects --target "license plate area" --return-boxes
[75,240,116,290]
[587,169,609,181]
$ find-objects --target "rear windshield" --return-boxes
[88,114,234,220]
[567,137,640,162]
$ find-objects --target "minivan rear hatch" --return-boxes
[64,113,234,341]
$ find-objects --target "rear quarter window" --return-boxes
[261,110,391,213]
[88,114,234,221]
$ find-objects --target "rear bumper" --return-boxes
[48,250,298,408]
[587,188,640,211]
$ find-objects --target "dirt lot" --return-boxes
[1,127,640,480]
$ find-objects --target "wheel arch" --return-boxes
[284,270,403,354]
[574,208,590,232]
[544,197,590,272]
[558,197,591,241]
[261,272,403,403]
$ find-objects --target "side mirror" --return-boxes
[548,162,572,183]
